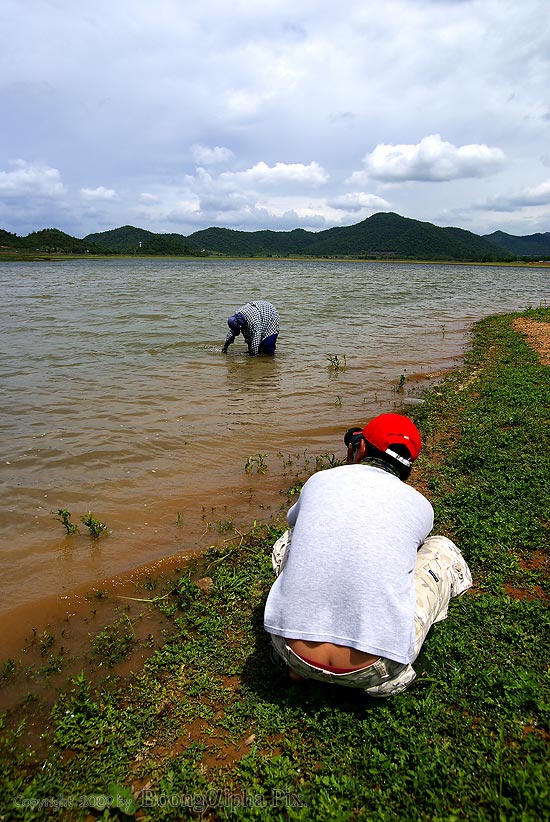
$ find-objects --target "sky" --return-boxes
[0,0,549,240]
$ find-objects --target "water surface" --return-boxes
[1,258,547,632]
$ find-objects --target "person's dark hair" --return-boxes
[344,427,363,449]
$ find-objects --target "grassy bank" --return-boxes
[1,307,549,821]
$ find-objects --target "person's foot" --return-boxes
[288,669,305,682]
[270,649,305,682]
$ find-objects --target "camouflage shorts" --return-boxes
[269,531,472,698]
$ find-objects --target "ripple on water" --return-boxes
[0,258,548,618]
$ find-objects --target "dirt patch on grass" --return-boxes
[513,318,550,365]
[503,582,547,602]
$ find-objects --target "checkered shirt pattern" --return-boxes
[225,300,280,355]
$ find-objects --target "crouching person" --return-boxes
[264,413,472,697]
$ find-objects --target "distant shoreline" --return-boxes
[1,251,549,267]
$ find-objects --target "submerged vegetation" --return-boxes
[1,307,549,820]
[80,513,109,539]
[326,354,347,372]
[245,453,269,475]
[52,509,109,539]
[52,509,79,535]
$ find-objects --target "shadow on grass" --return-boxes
[238,599,435,717]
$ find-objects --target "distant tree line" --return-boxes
[1,213,549,261]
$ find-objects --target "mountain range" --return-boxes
[1,212,549,261]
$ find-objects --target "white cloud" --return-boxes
[518,179,550,206]
[138,192,160,203]
[132,170,385,233]
[327,192,391,212]
[0,160,66,198]
[191,144,235,165]
[145,199,200,222]
[0,2,547,237]
[220,161,329,187]
[478,178,550,212]
[350,135,506,184]
[80,186,117,200]
[168,162,338,231]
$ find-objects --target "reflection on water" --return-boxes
[224,354,283,408]
[0,258,548,626]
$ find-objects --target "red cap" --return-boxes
[362,414,422,462]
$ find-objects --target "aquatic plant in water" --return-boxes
[326,353,347,372]
[245,453,268,474]
[80,512,109,538]
[52,508,79,534]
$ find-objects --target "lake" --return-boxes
[1,258,548,641]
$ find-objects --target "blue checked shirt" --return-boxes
[224,300,280,356]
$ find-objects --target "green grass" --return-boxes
[1,308,549,821]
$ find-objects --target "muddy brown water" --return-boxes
[1,258,548,670]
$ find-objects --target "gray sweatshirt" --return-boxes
[264,464,434,664]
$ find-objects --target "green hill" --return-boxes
[483,230,550,258]
[84,225,194,255]
[184,226,314,256]
[0,228,20,247]
[298,213,510,260]
[2,214,545,261]
[0,228,102,254]
[84,225,155,252]
[185,212,513,261]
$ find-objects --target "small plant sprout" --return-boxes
[1,658,15,679]
[80,512,109,538]
[315,453,340,470]
[176,511,185,527]
[335,395,343,407]
[53,508,79,534]
[38,631,55,656]
[326,353,347,373]
[245,453,268,474]
[287,483,303,496]
[90,617,134,666]
[216,518,235,533]
[397,374,406,391]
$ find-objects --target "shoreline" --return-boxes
[1,305,549,820]
[2,268,471,638]
[1,250,549,267]
[0,365,455,668]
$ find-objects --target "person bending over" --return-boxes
[264,413,472,697]
[222,300,280,356]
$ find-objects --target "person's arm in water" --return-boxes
[222,329,236,353]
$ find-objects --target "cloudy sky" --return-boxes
[1,0,548,239]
